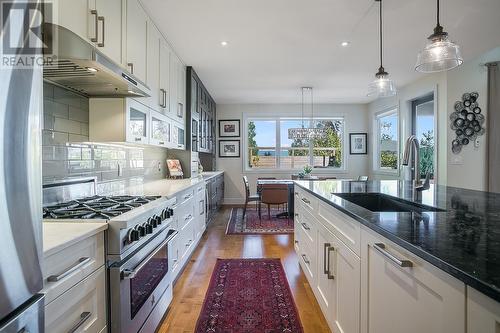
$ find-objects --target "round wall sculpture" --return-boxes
[450,92,485,154]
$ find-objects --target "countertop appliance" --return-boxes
[0,1,45,331]
[42,22,150,98]
[43,178,178,333]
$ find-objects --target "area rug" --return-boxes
[226,207,294,235]
[195,258,304,333]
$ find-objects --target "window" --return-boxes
[412,95,435,181]
[246,117,344,170]
[375,109,398,171]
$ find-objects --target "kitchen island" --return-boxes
[294,179,500,333]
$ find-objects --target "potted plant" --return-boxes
[303,165,313,178]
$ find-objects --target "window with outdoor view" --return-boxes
[246,118,344,170]
[376,110,398,171]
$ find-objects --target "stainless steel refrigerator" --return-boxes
[0,0,45,331]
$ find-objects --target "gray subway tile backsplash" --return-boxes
[42,83,168,190]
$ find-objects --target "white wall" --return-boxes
[367,46,500,191]
[216,103,370,204]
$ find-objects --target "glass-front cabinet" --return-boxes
[172,121,185,150]
[126,99,149,144]
[150,111,171,147]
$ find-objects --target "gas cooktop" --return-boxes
[43,195,161,220]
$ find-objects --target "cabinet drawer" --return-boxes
[298,234,316,285]
[298,208,317,247]
[178,188,195,206]
[45,266,106,333]
[317,201,361,256]
[298,189,317,213]
[43,233,105,304]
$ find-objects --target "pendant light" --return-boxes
[288,87,325,140]
[415,0,463,73]
[367,0,397,98]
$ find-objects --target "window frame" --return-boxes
[373,107,400,174]
[243,115,346,172]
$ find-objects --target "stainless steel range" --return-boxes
[43,178,178,333]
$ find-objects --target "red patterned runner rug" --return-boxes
[226,208,294,235]
[195,258,304,333]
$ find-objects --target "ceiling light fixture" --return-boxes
[415,0,463,73]
[220,41,228,47]
[341,41,350,47]
[367,0,397,98]
[288,87,326,140]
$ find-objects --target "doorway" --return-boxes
[411,94,435,182]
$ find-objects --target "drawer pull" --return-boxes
[301,197,311,204]
[301,222,310,231]
[184,193,193,200]
[90,10,98,42]
[68,312,91,333]
[185,214,192,221]
[374,243,413,268]
[294,213,299,217]
[301,254,310,265]
[159,141,165,145]
[134,137,142,142]
[327,246,335,280]
[97,15,105,47]
[47,257,91,282]
[323,243,330,274]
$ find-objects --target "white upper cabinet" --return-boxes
[360,227,465,333]
[169,53,180,119]
[126,0,148,83]
[94,0,123,65]
[146,20,161,112]
[52,0,122,65]
[176,65,186,122]
[159,41,171,115]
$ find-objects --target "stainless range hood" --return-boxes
[42,23,150,98]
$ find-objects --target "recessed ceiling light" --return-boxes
[220,41,228,47]
[341,41,350,47]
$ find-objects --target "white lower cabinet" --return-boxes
[360,227,465,333]
[315,221,360,333]
[45,266,106,333]
[467,286,500,333]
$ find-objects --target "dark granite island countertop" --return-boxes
[294,180,500,303]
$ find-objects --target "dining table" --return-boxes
[256,179,296,218]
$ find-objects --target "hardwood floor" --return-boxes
[158,206,330,333]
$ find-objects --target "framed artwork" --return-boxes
[219,140,240,158]
[219,119,240,137]
[349,133,367,155]
[166,159,184,178]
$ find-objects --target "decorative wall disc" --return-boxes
[450,92,485,154]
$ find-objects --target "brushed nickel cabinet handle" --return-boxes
[47,257,91,282]
[374,243,413,267]
[90,10,98,42]
[97,16,105,47]
[127,62,134,74]
[301,254,310,265]
[134,137,141,142]
[158,141,165,145]
[301,197,310,204]
[68,312,91,333]
[323,243,330,274]
[327,246,335,279]
[301,222,310,231]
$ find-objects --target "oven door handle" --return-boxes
[122,230,178,280]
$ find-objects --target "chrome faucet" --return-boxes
[402,135,430,193]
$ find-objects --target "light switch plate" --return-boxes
[451,155,463,165]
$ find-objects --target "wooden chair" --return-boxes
[358,176,369,181]
[260,184,288,220]
[242,176,260,220]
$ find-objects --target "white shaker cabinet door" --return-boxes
[125,0,148,82]
[159,40,171,115]
[467,287,500,333]
[53,0,95,44]
[95,0,122,65]
[360,227,465,333]
[146,20,161,112]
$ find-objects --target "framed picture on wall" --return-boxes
[219,140,240,158]
[349,133,367,155]
[219,119,240,137]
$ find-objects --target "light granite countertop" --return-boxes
[43,222,108,257]
[110,171,224,199]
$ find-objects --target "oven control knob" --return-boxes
[137,225,145,237]
[155,215,162,225]
[145,223,153,234]
[127,229,139,243]
[149,217,158,228]
[168,208,174,216]
[163,209,170,219]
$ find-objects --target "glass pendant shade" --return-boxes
[288,87,326,140]
[415,33,463,73]
[367,71,397,98]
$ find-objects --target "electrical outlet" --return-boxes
[157,162,161,172]
[474,138,480,148]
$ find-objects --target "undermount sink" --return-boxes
[333,193,445,213]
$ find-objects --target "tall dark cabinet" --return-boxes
[186,67,217,170]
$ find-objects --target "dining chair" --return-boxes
[257,177,276,180]
[318,176,337,180]
[242,176,260,220]
[291,175,299,180]
[260,184,288,220]
[358,176,369,181]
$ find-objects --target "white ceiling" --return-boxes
[141,0,500,104]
